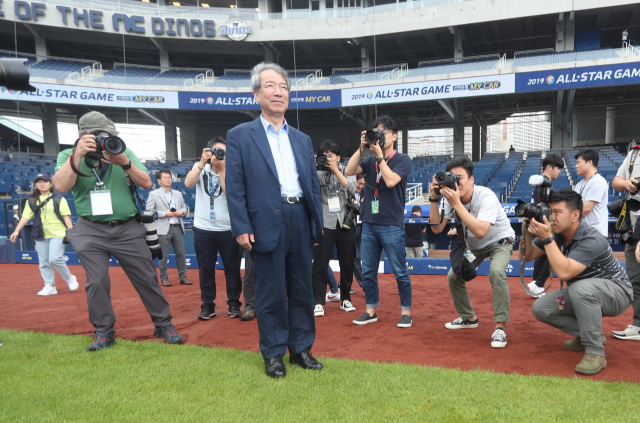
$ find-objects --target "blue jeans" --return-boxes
[360,223,412,310]
[35,237,71,286]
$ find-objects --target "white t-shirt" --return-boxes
[573,173,609,237]
[623,30,629,41]
[443,185,515,250]
[193,162,231,232]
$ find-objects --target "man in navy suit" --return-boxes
[226,62,324,378]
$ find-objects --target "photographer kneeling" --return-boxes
[53,111,183,351]
[430,157,515,349]
[312,140,357,316]
[526,189,632,375]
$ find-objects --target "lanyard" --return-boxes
[91,164,110,191]
[374,150,397,197]
[203,169,222,203]
[324,168,341,197]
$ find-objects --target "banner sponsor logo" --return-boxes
[0,84,179,109]
[178,90,340,110]
[342,74,515,107]
[516,63,640,93]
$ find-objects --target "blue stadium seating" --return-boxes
[513,48,617,68]
[27,60,94,79]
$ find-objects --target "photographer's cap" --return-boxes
[34,173,52,183]
[78,111,119,136]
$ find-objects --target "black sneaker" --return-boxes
[154,324,183,344]
[86,332,116,351]
[397,315,412,328]
[445,317,479,329]
[353,312,378,325]
[228,305,242,318]
[197,303,216,320]
[350,288,356,294]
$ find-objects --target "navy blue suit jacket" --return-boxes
[226,117,324,253]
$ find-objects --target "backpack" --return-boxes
[27,195,65,241]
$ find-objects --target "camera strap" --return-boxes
[123,173,145,212]
[203,170,222,204]
[374,150,397,198]
[453,210,467,250]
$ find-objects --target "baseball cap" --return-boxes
[13,205,18,210]
[34,173,52,183]
[78,111,119,136]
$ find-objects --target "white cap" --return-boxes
[13,205,19,210]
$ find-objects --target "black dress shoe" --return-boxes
[265,356,286,378]
[289,350,323,370]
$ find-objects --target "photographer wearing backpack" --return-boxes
[10,173,78,296]
[53,111,183,351]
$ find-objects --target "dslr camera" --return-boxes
[316,154,329,171]
[206,147,225,164]
[434,171,459,195]
[364,128,386,148]
[85,132,126,168]
[342,201,361,230]
[514,175,552,224]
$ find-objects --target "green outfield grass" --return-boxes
[1,329,639,423]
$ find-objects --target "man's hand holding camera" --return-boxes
[440,183,462,209]
[101,150,130,166]
[626,178,639,193]
[199,148,213,169]
[72,134,98,162]
[527,215,553,240]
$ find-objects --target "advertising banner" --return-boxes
[384,258,537,276]
[177,89,340,110]
[515,62,640,93]
[342,74,516,107]
[0,84,180,109]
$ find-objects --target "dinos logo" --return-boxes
[220,18,252,41]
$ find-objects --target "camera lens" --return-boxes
[365,129,378,143]
[435,171,447,184]
[103,137,126,155]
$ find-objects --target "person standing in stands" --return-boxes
[572,149,608,237]
[184,137,243,320]
[526,154,564,298]
[623,28,629,47]
[10,173,78,296]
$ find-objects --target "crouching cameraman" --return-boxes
[53,111,183,351]
[430,157,515,349]
[312,140,357,316]
[526,189,632,375]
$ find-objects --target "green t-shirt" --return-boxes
[55,148,147,222]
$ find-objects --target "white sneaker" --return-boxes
[340,300,356,312]
[314,304,324,317]
[38,285,58,296]
[66,275,79,291]
[325,292,341,302]
[491,328,507,348]
[612,325,640,341]
[527,281,546,298]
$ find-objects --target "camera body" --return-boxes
[365,128,386,148]
[434,171,459,195]
[342,201,361,230]
[316,154,329,171]
[206,147,225,164]
[514,175,553,224]
[86,132,127,164]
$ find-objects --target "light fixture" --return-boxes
[201,2,210,6]
[172,2,180,5]
[230,4,237,8]
[255,7,259,11]
[141,0,150,2]
[346,40,353,45]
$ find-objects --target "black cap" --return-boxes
[34,173,52,183]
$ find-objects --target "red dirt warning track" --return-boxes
[1,264,638,383]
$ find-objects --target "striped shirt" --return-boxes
[534,221,633,298]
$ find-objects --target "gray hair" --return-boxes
[251,62,291,92]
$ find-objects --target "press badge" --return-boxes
[328,197,341,213]
[371,200,379,214]
[90,190,113,216]
[556,295,566,311]
[464,249,476,264]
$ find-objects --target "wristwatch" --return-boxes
[542,236,555,245]
[121,160,132,171]
[376,157,385,164]
[430,197,440,203]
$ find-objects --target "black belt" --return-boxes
[170,223,182,227]
[497,237,514,245]
[281,196,306,205]
[82,216,134,227]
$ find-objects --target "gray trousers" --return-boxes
[405,247,423,257]
[241,246,256,312]
[624,240,640,327]
[158,225,187,281]
[532,278,631,357]
[67,217,172,334]
[447,241,512,322]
